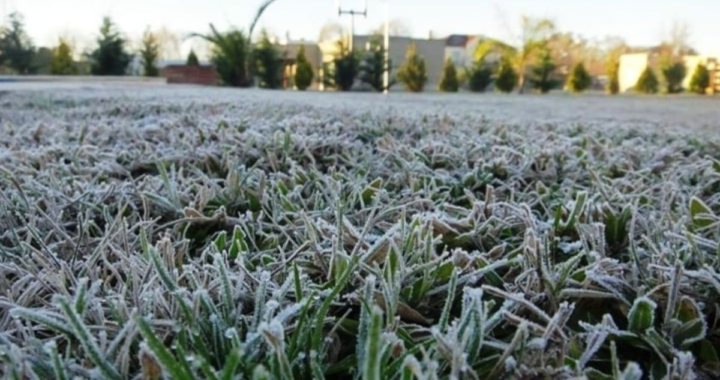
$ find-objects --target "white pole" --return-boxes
[382,1,389,94]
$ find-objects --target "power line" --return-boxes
[336,0,367,51]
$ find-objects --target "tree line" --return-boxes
[0,8,713,94]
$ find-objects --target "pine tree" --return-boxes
[635,66,659,94]
[438,57,459,92]
[358,36,393,92]
[396,43,427,93]
[186,50,200,66]
[0,12,36,74]
[529,48,560,94]
[139,28,160,77]
[252,31,283,89]
[88,17,132,76]
[50,39,77,75]
[323,41,360,92]
[606,59,620,95]
[689,63,710,95]
[294,45,314,91]
[660,59,686,94]
[494,56,517,93]
[466,63,493,92]
[566,62,592,93]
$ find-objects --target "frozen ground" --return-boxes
[1,84,720,379]
[2,82,719,130]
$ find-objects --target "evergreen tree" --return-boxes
[50,39,77,75]
[0,12,36,74]
[358,36,394,92]
[495,56,517,93]
[438,57,459,92]
[689,63,710,95]
[660,59,686,94]
[529,48,560,94]
[294,45,314,91]
[566,62,592,93]
[88,17,132,76]
[323,42,359,91]
[186,50,200,66]
[396,43,427,93]
[635,66,659,94]
[252,31,283,89]
[465,63,493,92]
[139,28,160,77]
[32,47,53,74]
[606,59,620,94]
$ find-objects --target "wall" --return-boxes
[445,46,466,67]
[682,56,708,90]
[352,35,446,91]
[618,53,649,92]
[161,65,218,86]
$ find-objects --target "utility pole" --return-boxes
[380,0,389,94]
[336,0,367,52]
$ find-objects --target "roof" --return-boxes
[445,34,469,47]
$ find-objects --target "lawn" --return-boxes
[1,85,720,380]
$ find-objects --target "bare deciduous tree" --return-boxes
[512,16,556,93]
[155,27,182,61]
[372,19,412,37]
[318,22,347,42]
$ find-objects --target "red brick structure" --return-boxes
[161,65,218,86]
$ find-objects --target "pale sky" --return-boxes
[4,0,720,59]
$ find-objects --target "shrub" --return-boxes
[396,43,427,93]
[186,50,200,66]
[529,48,560,94]
[495,57,517,93]
[466,63,493,92]
[50,39,77,75]
[689,63,710,95]
[661,60,686,94]
[139,28,160,77]
[88,17,132,76]
[635,66,659,94]
[252,31,283,89]
[438,58,459,92]
[567,62,592,93]
[294,45,314,91]
[323,43,360,92]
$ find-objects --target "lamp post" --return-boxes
[337,0,367,52]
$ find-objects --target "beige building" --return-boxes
[618,52,720,93]
[618,53,652,93]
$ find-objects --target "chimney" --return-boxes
[428,30,434,39]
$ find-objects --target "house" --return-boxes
[445,34,471,66]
